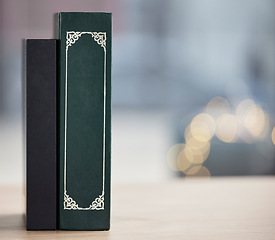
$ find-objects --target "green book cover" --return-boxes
[58,12,111,230]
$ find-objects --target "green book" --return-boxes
[58,12,112,230]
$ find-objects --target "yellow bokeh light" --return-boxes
[272,127,275,145]
[205,96,230,119]
[236,99,269,140]
[167,141,210,173]
[177,149,192,172]
[166,144,185,171]
[243,105,268,138]
[184,119,211,164]
[190,113,216,142]
[184,146,205,164]
[236,98,255,119]
[216,114,238,143]
[186,165,211,178]
[185,138,210,164]
[184,125,192,142]
[186,137,210,155]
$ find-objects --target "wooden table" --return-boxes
[0,177,274,239]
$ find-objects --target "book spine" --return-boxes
[58,12,112,230]
[26,39,57,230]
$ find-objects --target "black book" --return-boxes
[25,39,57,230]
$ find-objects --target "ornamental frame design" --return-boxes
[63,31,107,210]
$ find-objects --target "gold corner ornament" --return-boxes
[66,31,106,50]
[64,191,104,210]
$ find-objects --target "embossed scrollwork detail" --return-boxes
[66,32,82,49]
[89,192,104,210]
[91,32,106,49]
[64,191,104,210]
[66,31,106,50]
[64,191,79,210]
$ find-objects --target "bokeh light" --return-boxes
[271,127,275,145]
[177,148,192,172]
[170,96,272,178]
[236,99,269,140]
[184,125,192,141]
[186,136,210,155]
[205,96,230,119]
[186,165,211,178]
[185,138,210,164]
[167,141,211,175]
[216,114,238,143]
[236,99,255,119]
[190,113,216,142]
[167,144,185,171]
[184,118,211,165]
[243,105,268,139]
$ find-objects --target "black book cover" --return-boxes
[25,39,57,230]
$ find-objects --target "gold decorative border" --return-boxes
[64,31,106,210]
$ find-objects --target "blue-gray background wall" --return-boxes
[1,0,275,184]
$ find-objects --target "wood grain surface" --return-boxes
[0,177,274,239]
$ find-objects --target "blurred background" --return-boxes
[1,0,275,184]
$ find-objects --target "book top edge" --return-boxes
[25,39,57,41]
[58,12,112,15]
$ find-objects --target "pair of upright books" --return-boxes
[25,12,112,230]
